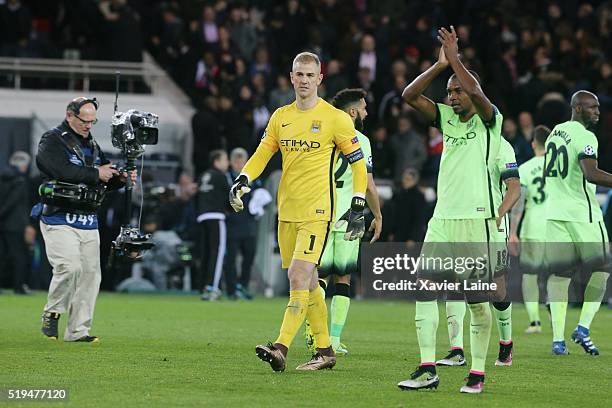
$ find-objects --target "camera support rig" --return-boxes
[109,73,158,260]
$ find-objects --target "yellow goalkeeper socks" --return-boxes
[306,286,331,349]
[275,290,310,348]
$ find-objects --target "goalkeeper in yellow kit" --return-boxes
[229,52,368,372]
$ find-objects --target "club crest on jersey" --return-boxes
[584,145,595,156]
[467,117,476,130]
[311,120,322,133]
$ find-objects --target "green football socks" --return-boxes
[492,302,512,343]
[578,272,610,329]
[415,300,439,364]
[468,302,491,373]
[547,275,571,341]
[522,273,540,324]
[445,301,466,350]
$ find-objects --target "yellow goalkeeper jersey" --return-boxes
[246,98,364,222]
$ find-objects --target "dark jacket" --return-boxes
[0,166,29,231]
[37,120,124,190]
[37,121,104,185]
[196,167,231,217]
[36,121,125,217]
[391,186,427,242]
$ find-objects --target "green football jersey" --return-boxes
[518,155,547,240]
[492,137,519,209]
[332,130,372,232]
[544,120,602,222]
[433,103,503,219]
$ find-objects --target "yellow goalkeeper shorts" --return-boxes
[278,220,331,268]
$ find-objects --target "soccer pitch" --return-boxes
[2,294,612,407]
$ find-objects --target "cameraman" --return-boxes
[36,97,136,342]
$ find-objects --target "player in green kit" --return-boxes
[304,88,383,356]
[438,137,520,367]
[543,91,611,356]
[509,126,551,334]
[397,26,504,394]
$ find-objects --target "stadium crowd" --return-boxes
[2,0,612,295]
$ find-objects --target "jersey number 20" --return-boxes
[545,144,569,179]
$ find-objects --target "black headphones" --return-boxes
[67,97,99,115]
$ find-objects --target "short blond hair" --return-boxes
[292,52,320,70]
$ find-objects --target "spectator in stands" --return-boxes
[268,75,295,112]
[389,168,427,245]
[535,92,571,131]
[228,4,257,62]
[225,148,260,300]
[194,51,219,97]
[98,0,143,62]
[250,46,273,84]
[192,96,221,177]
[357,67,377,113]
[218,94,250,153]
[378,75,408,133]
[0,151,32,294]
[354,34,379,83]
[503,117,533,165]
[252,97,270,145]
[0,0,32,57]
[197,150,230,301]
[518,111,535,142]
[324,60,349,102]
[197,5,219,47]
[391,115,427,180]
[422,126,443,185]
[370,124,394,179]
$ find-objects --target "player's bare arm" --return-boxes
[579,158,612,188]
[365,173,382,243]
[438,26,494,122]
[508,185,526,256]
[401,46,448,123]
[497,177,521,228]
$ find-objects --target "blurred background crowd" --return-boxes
[1,0,612,297]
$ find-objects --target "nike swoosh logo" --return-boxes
[447,120,454,126]
[447,315,456,319]
[499,318,510,321]
[470,324,483,327]
[282,123,291,127]
[303,250,314,254]
[415,319,424,322]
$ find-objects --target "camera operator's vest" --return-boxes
[40,128,104,230]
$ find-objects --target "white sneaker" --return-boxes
[201,286,222,301]
[525,321,542,334]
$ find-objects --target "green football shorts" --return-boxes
[318,231,359,278]
[545,219,610,277]
[519,238,546,274]
[418,217,508,283]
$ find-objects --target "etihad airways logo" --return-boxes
[280,139,321,152]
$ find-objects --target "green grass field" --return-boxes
[2,293,612,407]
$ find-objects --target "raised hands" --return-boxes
[437,26,459,63]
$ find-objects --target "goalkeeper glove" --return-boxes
[335,196,366,241]
[229,174,251,212]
